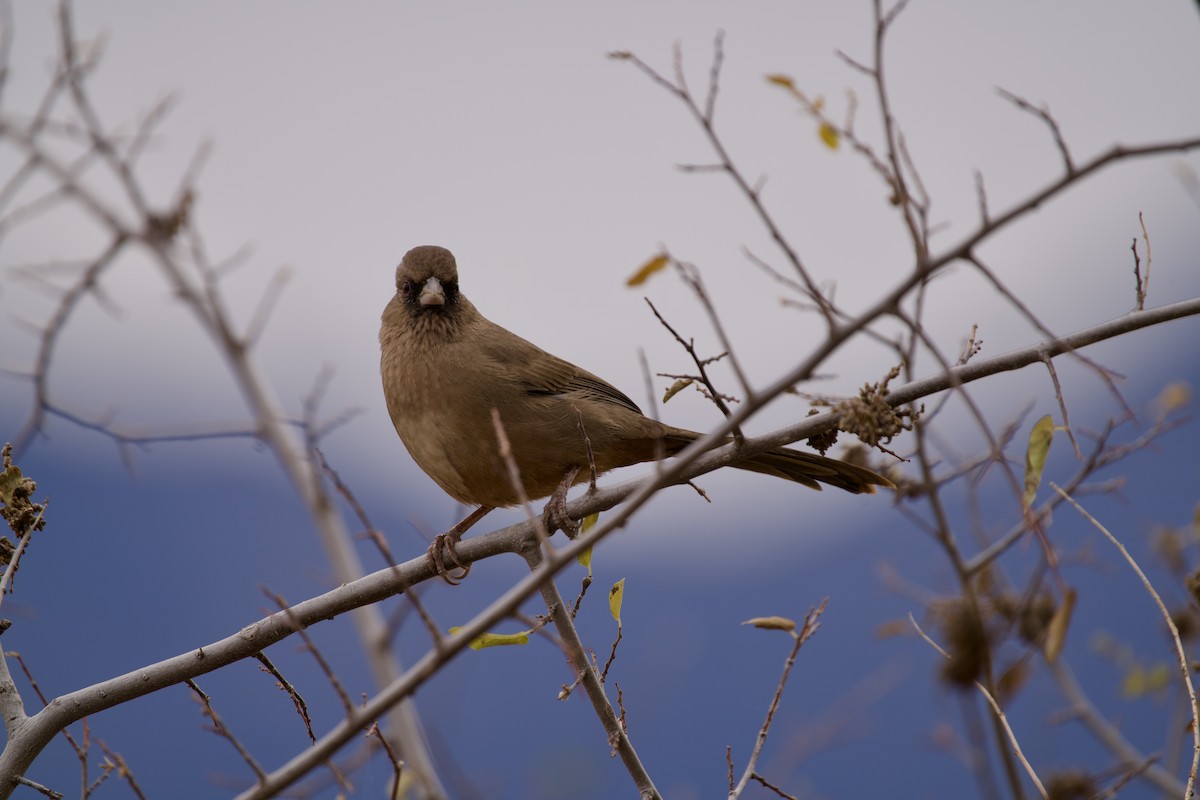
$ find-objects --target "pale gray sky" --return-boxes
[3,1,1198,558]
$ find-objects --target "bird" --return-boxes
[380,245,892,577]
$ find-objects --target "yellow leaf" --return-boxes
[662,378,693,404]
[581,513,599,533]
[609,578,626,624]
[1121,664,1146,698]
[766,73,795,89]
[626,254,669,287]
[1043,588,1076,663]
[818,122,839,150]
[742,616,797,632]
[576,540,593,578]
[449,626,531,650]
[1156,381,1192,414]
[1145,663,1171,693]
[1023,415,1055,508]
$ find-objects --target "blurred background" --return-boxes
[1,1,1199,797]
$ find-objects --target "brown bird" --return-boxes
[380,245,891,575]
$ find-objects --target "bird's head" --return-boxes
[394,245,461,314]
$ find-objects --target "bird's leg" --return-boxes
[541,466,581,538]
[572,405,599,495]
[429,504,493,585]
[584,457,599,497]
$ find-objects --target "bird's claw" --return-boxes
[541,466,581,538]
[541,493,579,539]
[426,505,493,586]
[428,533,470,585]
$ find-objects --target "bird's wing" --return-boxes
[478,321,644,415]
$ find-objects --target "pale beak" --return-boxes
[418,276,445,307]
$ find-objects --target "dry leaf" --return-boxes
[626,254,669,287]
[1044,588,1076,663]
[742,616,797,632]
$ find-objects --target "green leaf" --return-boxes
[1023,415,1055,508]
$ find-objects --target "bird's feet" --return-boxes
[428,533,470,585]
[541,466,581,538]
[428,505,494,585]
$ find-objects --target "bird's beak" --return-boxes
[418,276,445,307]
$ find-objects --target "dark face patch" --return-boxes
[399,276,460,316]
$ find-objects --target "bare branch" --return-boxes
[996,87,1074,174]
[910,615,1047,799]
[520,548,659,799]
[730,600,827,798]
[1051,484,1200,796]
[645,297,743,438]
[186,679,266,782]
[254,653,315,744]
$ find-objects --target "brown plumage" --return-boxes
[379,245,892,512]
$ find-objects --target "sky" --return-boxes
[1,1,1199,798]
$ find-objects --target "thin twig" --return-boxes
[1135,211,1151,311]
[612,38,833,320]
[1039,355,1082,460]
[672,259,757,406]
[729,600,827,798]
[262,588,355,716]
[254,652,315,744]
[312,447,442,645]
[1046,658,1184,796]
[12,776,61,800]
[909,615,1047,799]
[645,297,744,438]
[750,774,799,800]
[0,502,43,604]
[366,722,405,800]
[93,738,148,800]
[519,547,661,799]
[996,87,1074,174]
[490,408,552,547]
[1050,483,1200,797]
[186,679,266,782]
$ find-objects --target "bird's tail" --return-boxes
[662,430,893,495]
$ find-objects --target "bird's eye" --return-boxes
[443,280,458,300]
[400,280,413,297]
